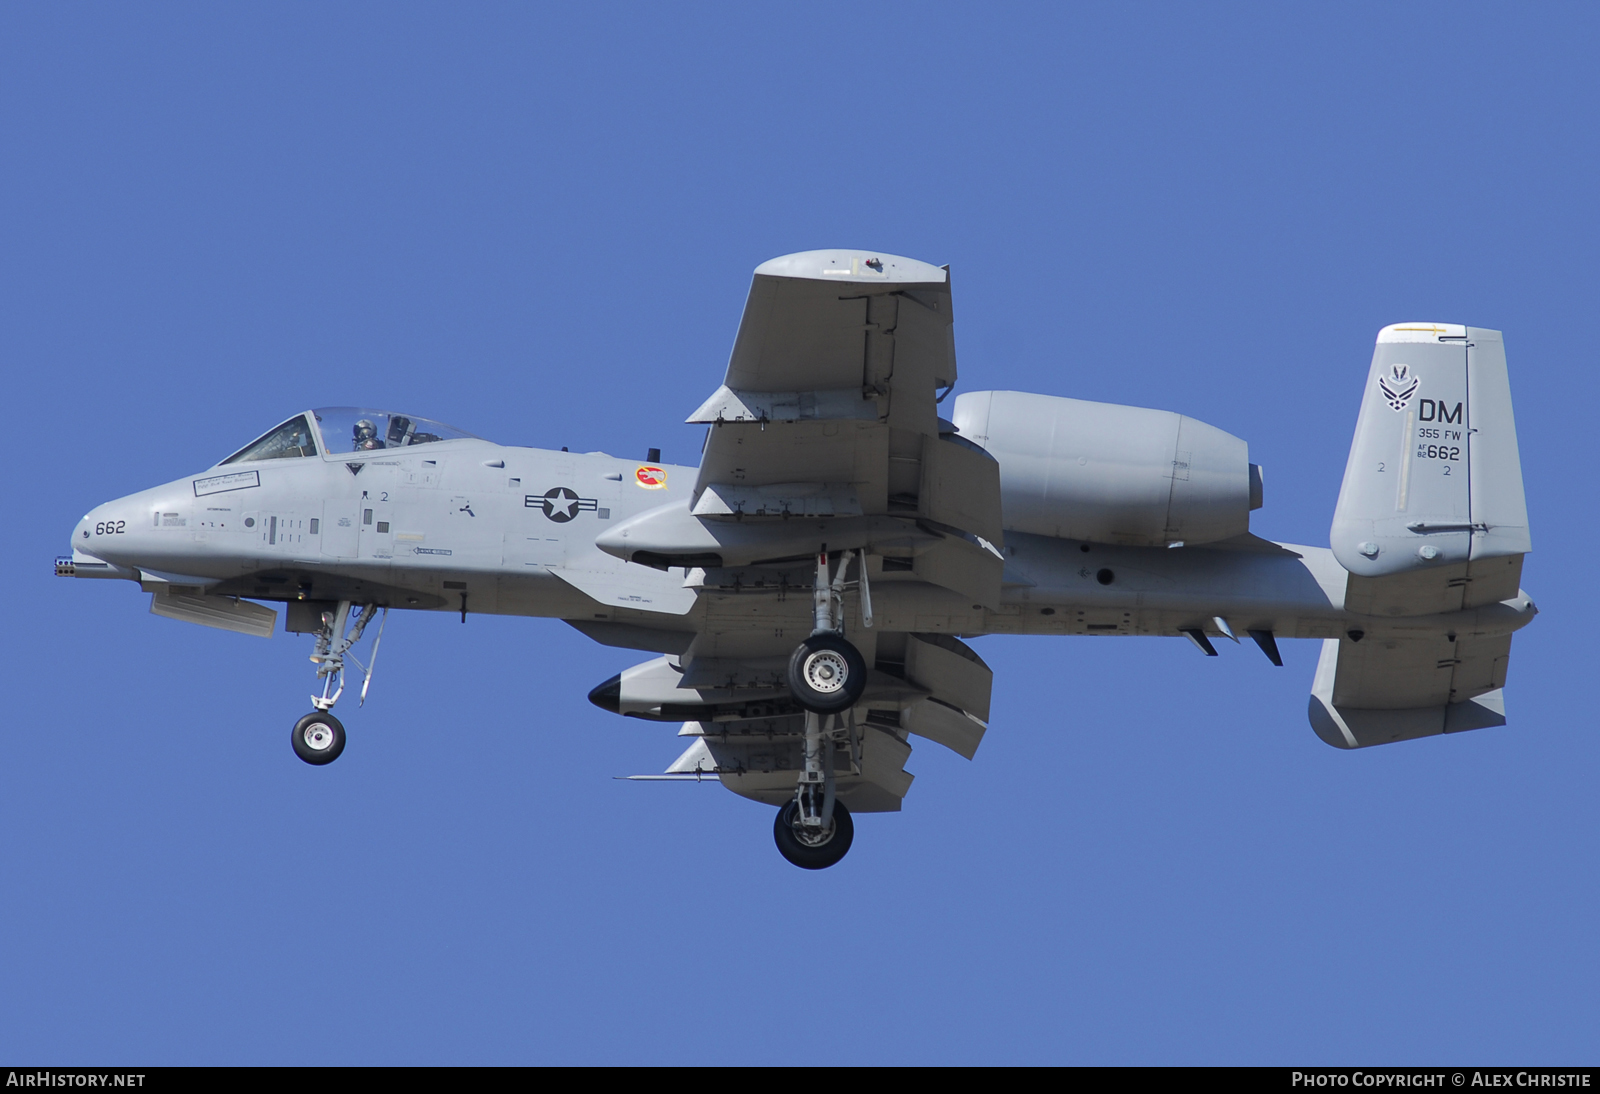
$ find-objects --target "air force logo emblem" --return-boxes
[1378,363,1419,412]
[525,487,598,523]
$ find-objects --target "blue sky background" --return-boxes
[3,3,1597,1064]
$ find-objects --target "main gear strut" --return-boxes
[778,547,871,867]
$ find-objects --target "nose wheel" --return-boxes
[292,711,346,765]
[288,600,389,766]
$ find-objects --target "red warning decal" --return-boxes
[635,465,667,489]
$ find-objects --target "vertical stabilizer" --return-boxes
[1330,323,1530,614]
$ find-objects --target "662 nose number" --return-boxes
[95,520,126,535]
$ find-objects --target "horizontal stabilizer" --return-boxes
[1307,635,1510,749]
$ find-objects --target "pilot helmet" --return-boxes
[354,419,377,440]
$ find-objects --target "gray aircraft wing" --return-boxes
[685,250,1004,606]
[630,252,1006,811]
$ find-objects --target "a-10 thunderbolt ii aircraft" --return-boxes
[58,250,1535,869]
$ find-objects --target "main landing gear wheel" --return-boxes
[292,711,346,766]
[787,633,867,714]
[774,799,854,870]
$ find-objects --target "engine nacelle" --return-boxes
[951,390,1261,547]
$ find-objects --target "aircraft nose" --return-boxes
[74,502,130,561]
[72,492,167,567]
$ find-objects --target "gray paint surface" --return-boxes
[61,255,1538,817]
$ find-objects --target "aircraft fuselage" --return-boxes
[66,435,1534,652]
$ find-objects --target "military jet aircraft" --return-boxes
[57,250,1535,869]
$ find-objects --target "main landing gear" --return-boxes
[787,633,866,714]
[291,600,387,767]
[775,547,869,869]
[775,798,854,869]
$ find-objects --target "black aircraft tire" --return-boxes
[292,711,346,766]
[786,633,867,714]
[773,800,854,870]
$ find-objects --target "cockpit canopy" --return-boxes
[221,408,479,465]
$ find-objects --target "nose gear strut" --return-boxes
[293,600,389,765]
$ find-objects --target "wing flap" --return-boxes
[905,633,993,721]
[911,534,1004,609]
[901,698,987,760]
[920,434,1004,546]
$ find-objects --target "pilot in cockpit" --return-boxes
[353,419,385,451]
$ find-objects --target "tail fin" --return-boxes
[1330,324,1530,615]
[1312,324,1533,749]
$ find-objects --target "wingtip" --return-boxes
[753,250,946,284]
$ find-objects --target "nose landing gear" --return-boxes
[292,600,387,766]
